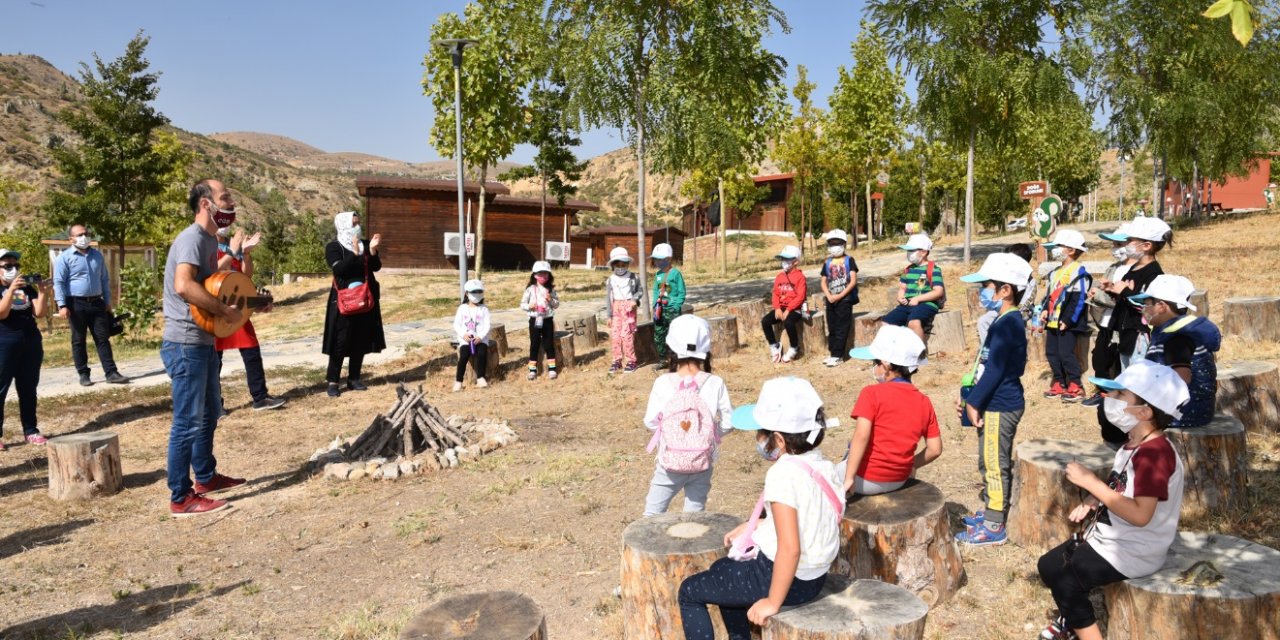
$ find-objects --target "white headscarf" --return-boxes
[334,211,363,255]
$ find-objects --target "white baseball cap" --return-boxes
[531,260,552,274]
[731,377,826,442]
[824,229,849,244]
[776,245,802,260]
[899,233,933,252]
[609,246,632,264]
[464,279,484,293]
[650,243,673,260]
[1126,216,1172,242]
[848,325,927,371]
[960,252,1033,286]
[1045,229,1088,252]
[1099,222,1131,242]
[1088,360,1190,419]
[665,314,712,360]
[1128,274,1197,311]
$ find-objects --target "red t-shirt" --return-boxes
[213,250,259,351]
[851,381,940,483]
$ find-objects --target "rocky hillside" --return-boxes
[208,131,519,179]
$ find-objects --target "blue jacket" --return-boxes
[967,309,1027,413]
[1146,314,1221,428]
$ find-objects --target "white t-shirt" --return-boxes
[1087,435,1184,578]
[609,272,638,302]
[753,451,844,581]
[452,304,491,344]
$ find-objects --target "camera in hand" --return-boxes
[23,273,42,285]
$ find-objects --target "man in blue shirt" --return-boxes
[53,224,128,386]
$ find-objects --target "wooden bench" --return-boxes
[1007,439,1115,552]
[1216,361,1280,434]
[1103,532,1280,640]
[762,575,928,640]
[1166,414,1248,518]
[1222,296,1280,342]
[399,591,545,640]
[831,479,965,608]
[620,511,740,640]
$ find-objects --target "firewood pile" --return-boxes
[346,384,469,460]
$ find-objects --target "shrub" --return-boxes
[116,260,161,341]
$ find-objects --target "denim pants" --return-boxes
[162,341,221,503]
[642,466,713,516]
[0,331,43,437]
[218,346,269,402]
[679,554,826,640]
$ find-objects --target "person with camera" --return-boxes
[53,224,128,386]
[0,249,53,449]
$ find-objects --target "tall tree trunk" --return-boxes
[634,34,651,321]
[865,179,873,243]
[919,154,927,226]
[1192,159,1200,220]
[964,124,975,264]
[475,163,489,278]
[718,177,726,275]
[850,181,859,249]
[539,170,547,260]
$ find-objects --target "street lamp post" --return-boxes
[434,37,479,297]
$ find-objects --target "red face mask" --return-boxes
[535,274,549,285]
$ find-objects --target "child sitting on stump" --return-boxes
[1129,274,1220,428]
[451,279,491,392]
[884,233,944,343]
[762,245,806,363]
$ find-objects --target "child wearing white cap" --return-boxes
[762,245,807,363]
[884,233,944,343]
[452,279,491,392]
[520,261,560,380]
[840,325,942,495]
[650,243,686,369]
[679,377,842,639]
[1037,360,1187,640]
[1129,274,1220,428]
[1039,229,1093,402]
[641,315,733,516]
[819,230,859,367]
[604,246,642,373]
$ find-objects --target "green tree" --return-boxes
[773,65,825,248]
[283,214,330,274]
[423,0,541,276]
[826,23,909,247]
[45,32,191,278]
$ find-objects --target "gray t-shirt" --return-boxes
[163,223,218,345]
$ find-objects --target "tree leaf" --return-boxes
[1201,0,1235,19]
[1230,1,1255,46]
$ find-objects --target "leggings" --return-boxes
[527,317,557,368]
[1038,538,1127,630]
[455,342,489,382]
[326,352,364,383]
[761,310,803,349]
[679,554,826,640]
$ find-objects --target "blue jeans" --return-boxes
[0,331,43,437]
[161,341,221,503]
[679,554,826,640]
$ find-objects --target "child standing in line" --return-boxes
[840,325,942,495]
[977,243,1036,345]
[819,230,859,367]
[650,242,686,370]
[679,377,843,640]
[520,260,560,381]
[452,279,491,392]
[1130,275,1220,428]
[884,233,944,343]
[642,315,733,516]
[1082,223,1137,408]
[956,252,1032,546]
[762,245,807,363]
[605,246,642,374]
[1037,360,1187,640]
[1039,229,1093,402]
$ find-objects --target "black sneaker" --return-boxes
[252,396,286,411]
[105,371,130,384]
[327,383,341,398]
[1081,393,1103,408]
[79,373,93,387]
[346,379,368,391]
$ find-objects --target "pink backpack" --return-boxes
[646,372,719,473]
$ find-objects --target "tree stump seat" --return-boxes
[1188,289,1209,318]
[728,298,771,347]
[559,314,600,350]
[489,323,509,358]
[707,315,739,360]
[1222,296,1280,342]
[770,312,826,357]
[398,591,545,640]
[531,329,575,371]
[923,310,965,356]
[1166,414,1248,518]
[762,576,928,640]
[635,321,658,365]
[620,511,740,640]
[451,339,502,384]
[831,479,965,608]
[48,432,123,501]
[1216,360,1280,434]
[1007,439,1115,552]
[1103,532,1280,640]
[851,311,886,349]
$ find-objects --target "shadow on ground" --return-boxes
[0,580,249,639]
[0,519,95,561]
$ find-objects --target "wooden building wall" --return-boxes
[570,228,685,267]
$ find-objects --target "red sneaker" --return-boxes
[194,473,246,495]
[1043,382,1065,398]
[1061,382,1084,402]
[170,492,229,518]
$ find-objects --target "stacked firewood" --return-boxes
[345,384,470,460]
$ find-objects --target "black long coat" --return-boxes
[322,241,386,357]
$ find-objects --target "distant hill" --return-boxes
[208,131,519,179]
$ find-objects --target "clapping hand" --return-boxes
[369,233,382,254]
[230,229,246,255]
[241,232,262,254]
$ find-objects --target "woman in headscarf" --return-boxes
[322,211,385,397]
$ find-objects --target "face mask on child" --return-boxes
[655,258,671,269]
[827,244,845,257]
[1123,243,1144,259]
[872,362,887,384]
[467,293,483,304]
[780,259,795,272]
[980,286,1002,311]
[756,437,781,462]
[1103,397,1140,433]
[1112,247,1128,261]
[535,273,549,286]
[1051,247,1065,261]
[908,251,925,266]
[613,267,629,277]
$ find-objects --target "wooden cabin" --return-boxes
[356,176,600,271]
[1161,154,1274,215]
[569,225,686,268]
[680,173,793,237]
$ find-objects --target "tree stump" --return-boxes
[461,340,502,384]
[1028,330,1047,364]
[635,321,658,365]
[763,576,928,640]
[1222,296,1280,342]
[398,591,546,640]
[533,330,575,371]
[924,310,965,356]
[1006,439,1115,552]
[885,284,901,309]
[852,311,886,348]
[830,480,965,608]
[769,319,805,354]
[489,324,508,359]
[1103,532,1280,640]
[620,511,740,640]
[1166,415,1248,518]
[729,299,771,347]
[1216,360,1280,434]
[47,432,123,501]
[559,314,600,350]
[801,312,828,356]
[707,316,739,360]
[1188,289,1209,318]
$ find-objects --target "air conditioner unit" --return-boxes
[545,241,571,262]
[443,232,475,257]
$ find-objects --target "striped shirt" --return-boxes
[900,262,944,310]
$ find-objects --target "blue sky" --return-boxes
[2,0,888,164]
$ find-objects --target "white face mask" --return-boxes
[350,224,362,239]
[73,234,90,250]
[1,267,16,282]
[780,259,795,272]
[908,251,925,265]
[1051,247,1064,260]
[1111,247,1128,261]
[827,244,845,257]
[613,267,629,277]
[467,292,483,304]
[1103,397,1140,433]
[1124,243,1144,259]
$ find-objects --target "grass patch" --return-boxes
[323,604,414,640]
[392,511,432,537]
[533,451,622,488]
[481,475,529,498]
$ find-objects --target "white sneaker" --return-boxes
[823,356,841,367]
[782,348,797,363]
[548,370,559,380]
[770,344,782,363]
[452,382,463,392]
[476,378,488,388]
